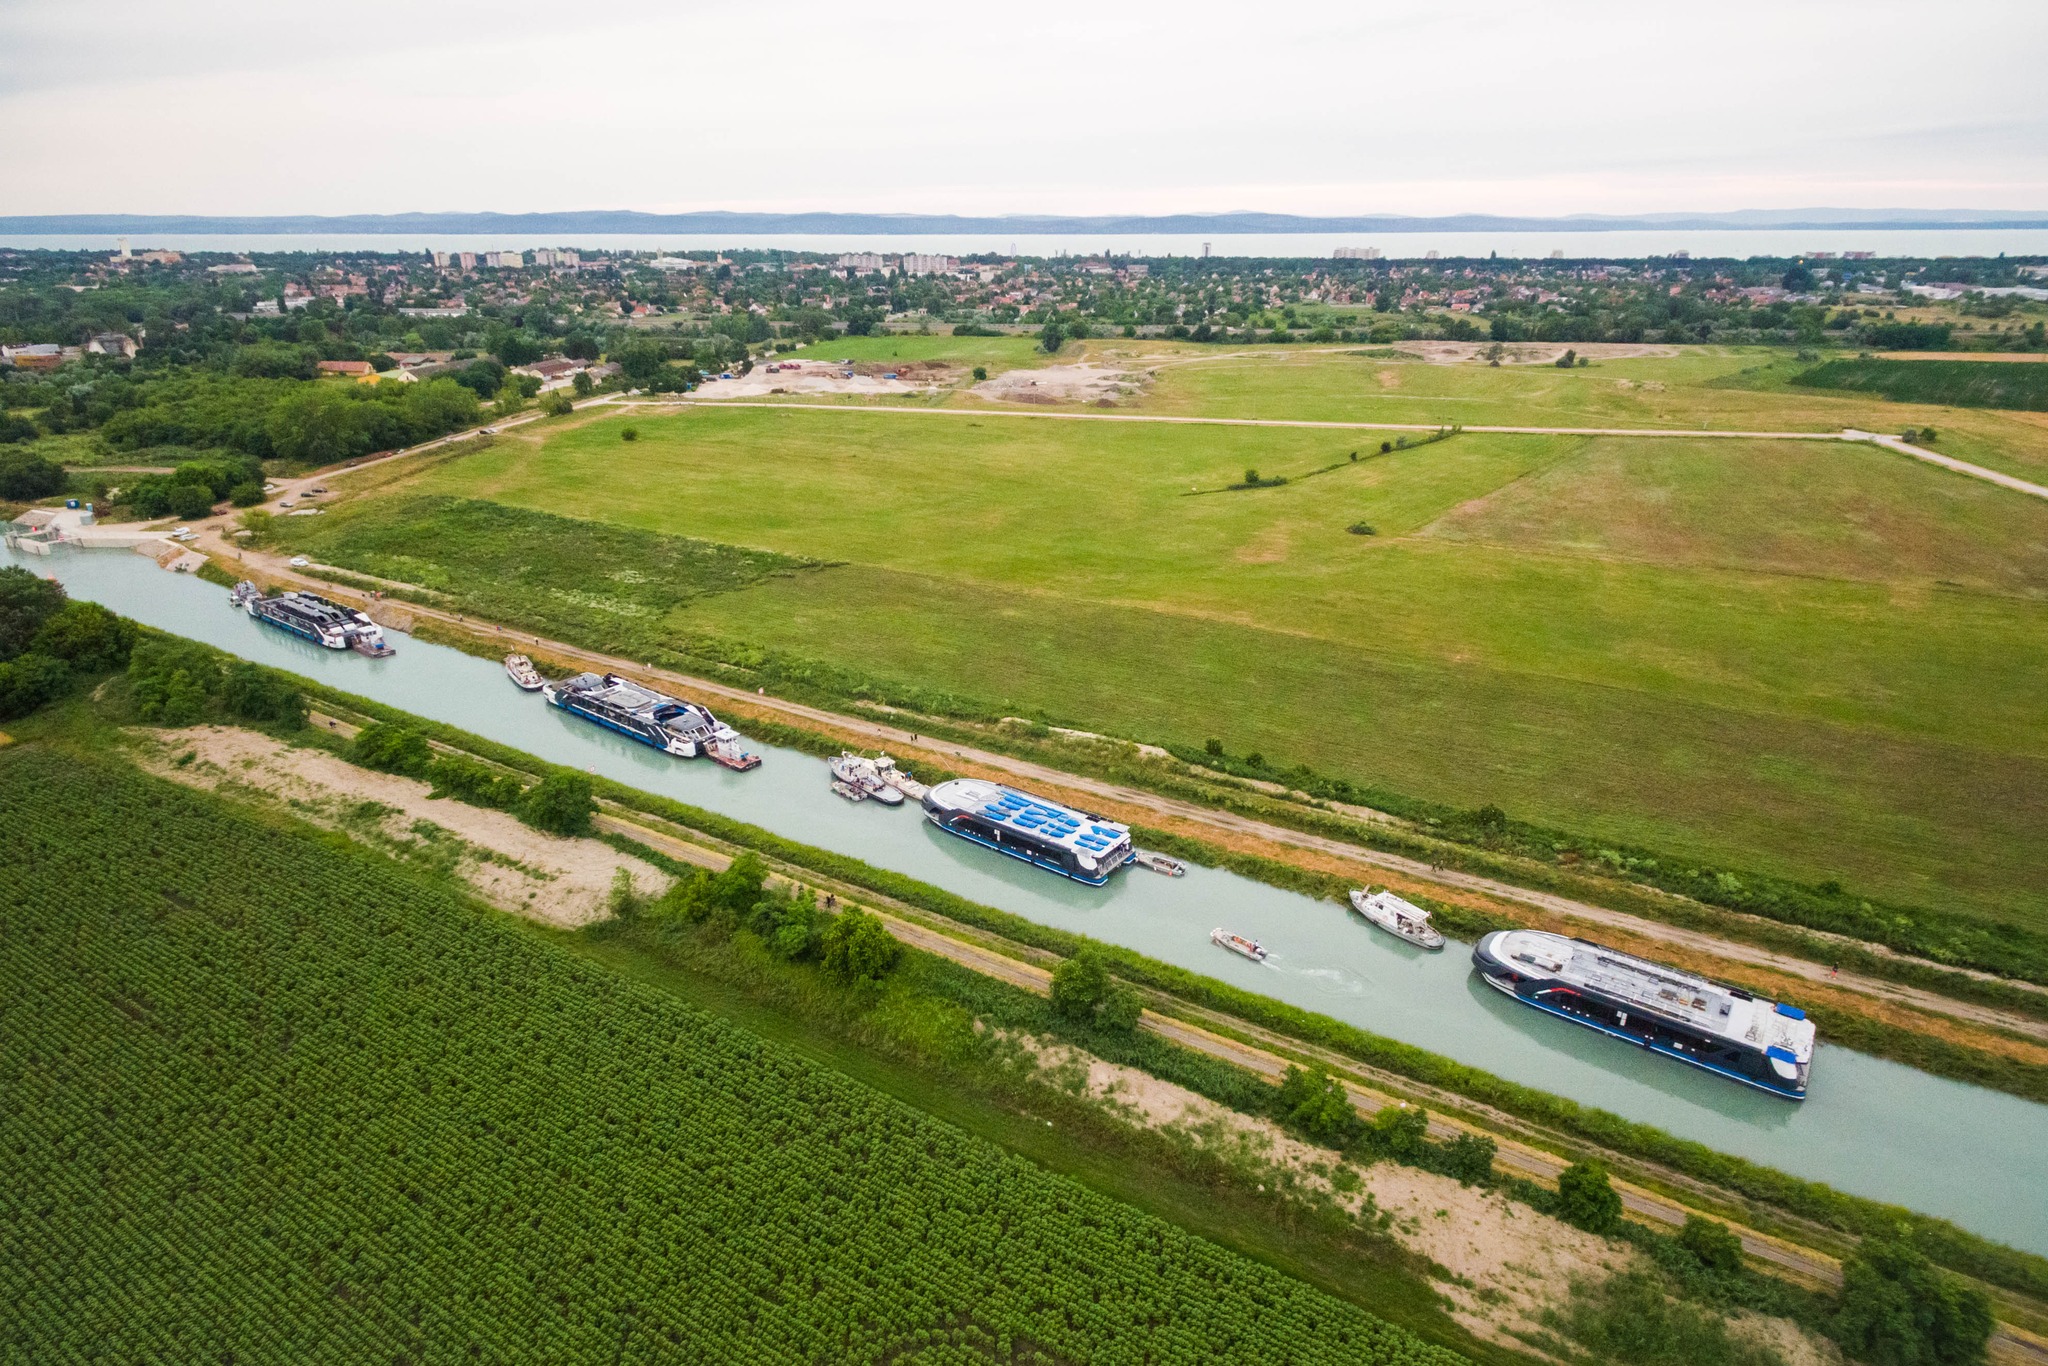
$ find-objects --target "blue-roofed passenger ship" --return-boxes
[921,779,1135,885]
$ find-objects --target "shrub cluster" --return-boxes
[0,568,137,720]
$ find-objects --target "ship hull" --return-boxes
[544,690,695,757]
[1472,934,1806,1100]
[924,811,1129,886]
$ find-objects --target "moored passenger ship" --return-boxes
[1472,929,1816,1099]
[231,581,392,656]
[921,779,1134,885]
[541,671,758,767]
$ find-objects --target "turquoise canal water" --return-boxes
[14,545,2048,1256]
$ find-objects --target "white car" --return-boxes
[289,556,311,568]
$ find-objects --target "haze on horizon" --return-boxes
[2,0,2043,219]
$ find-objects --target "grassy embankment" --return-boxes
[1792,358,2048,412]
[268,397,2048,964]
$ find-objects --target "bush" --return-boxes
[971,366,988,381]
[29,601,136,673]
[1558,1270,1778,1366]
[220,662,306,726]
[1274,1065,1361,1147]
[1439,1131,1498,1186]
[0,652,70,719]
[0,567,71,660]
[349,721,433,777]
[168,482,217,521]
[127,638,220,725]
[228,481,266,507]
[1050,947,1111,1022]
[539,391,574,417]
[1678,1215,1746,1273]
[821,906,901,984]
[424,754,524,808]
[1557,1160,1623,1234]
[1834,1232,1993,1366]
[1363,1101,1427,1160]
[0,452,65,501]
[519,772,594,836]
[750,888,827,962]
[621,427,638,442]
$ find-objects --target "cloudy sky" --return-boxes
[3,0,2043,216]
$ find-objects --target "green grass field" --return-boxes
[1793,358,2048,412]
[287,364,2048,939]
[0,743,1468,1365]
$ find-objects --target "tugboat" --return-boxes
[504,654,544,691]
[921,778,1134,885]
[1471,929,1816,1099]
[543,672,756,766]
[232,580,391,656]
[1210,928,1268,963]
[1349,889,1445,950]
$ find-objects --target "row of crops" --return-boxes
[0,745,1470,1365]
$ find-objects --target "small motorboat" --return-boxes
[1211,928,1268,962]
[872,754,927,801]
[1349,888,1445,950]
[1134,850,1186,877]
[830,779,867,803]
[504,654,544,691]
[832,752,903,805]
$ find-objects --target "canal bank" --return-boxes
[13,543,2048,1258]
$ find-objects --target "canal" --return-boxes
[14,544,2046,1256]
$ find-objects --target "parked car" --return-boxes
[289,556,310,568]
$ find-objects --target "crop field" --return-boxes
[0,744,1465,1365]
[284,359,2048,939]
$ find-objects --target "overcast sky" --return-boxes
[3,0,2043,216]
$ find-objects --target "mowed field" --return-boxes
[326,351,2048,932]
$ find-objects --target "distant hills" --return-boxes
[4,209,2048,235]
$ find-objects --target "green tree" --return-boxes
[1049,947,1110,1022]
[1556,1160,1623,1234]
[28,601,136,673]
[0,567,70,660]
[349,721,433,777]
[168,481,217,520]
[1677,1215,1745,1273]
[1440,1132,1497,1186]
[821,906,901,984]
[1098,984,1143,1033]
[127,638,219,724]
[0,452,65,500]
[1365,1101,1427,1159]
[1275,1065,1361,1147]
[0,652,71,719]
[571,370,595,397]
[520,772,595,836]
[971,366,987,381]
[265,385,366,465]
[1039,322,1065,353]
[1834,1231,1994,1366]
[220,662,305,726]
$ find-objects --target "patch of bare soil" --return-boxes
[1015,1035,1631,1352]
[694,358,953,400]
[1392,341,1680,365]
[971,362,1149,405]
[131,725,668,926]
